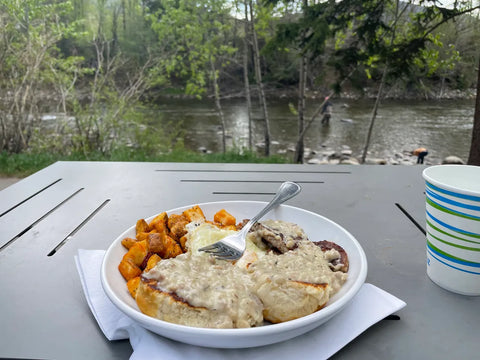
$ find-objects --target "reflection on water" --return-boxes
[154,98,475,163]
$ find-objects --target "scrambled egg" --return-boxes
[185,222,268,267]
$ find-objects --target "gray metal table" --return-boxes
[0,161,478,359]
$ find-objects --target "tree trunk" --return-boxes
[211,59,227,153]
[249,0,270,156]
[243,1,253,151]
[361,65,388,164]
[122,0,127,34]
[294,56,307,163]
[294,0,309,164]
[361,0,399,164]
[467,54,480,165]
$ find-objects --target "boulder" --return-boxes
[364,158,387,165]
[307,158,329,165]
[442,156,465,165]
[339,158,360,165]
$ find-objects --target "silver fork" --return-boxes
[198,181,302,260]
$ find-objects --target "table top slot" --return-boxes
[0,187,84,252]
[47,198,111,256]
[395,202,426,235]
[0,178,62,218]
[156,168,351,174]
[180,179,325,184]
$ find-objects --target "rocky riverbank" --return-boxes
[299,145,466,166]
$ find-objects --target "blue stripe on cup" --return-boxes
[426,209,480,237]
[426,187,480,213]
[426,181,480,202]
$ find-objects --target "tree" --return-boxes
[249,0,271,156]
[357,1,480,163]
[467,52,480,165]
[0,0,81,152]
[266,0,480,163]
[148,0,236,153]
[241,0,254,150]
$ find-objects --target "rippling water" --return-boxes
[153,98,475,163]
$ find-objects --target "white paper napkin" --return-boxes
[75,249,406,360]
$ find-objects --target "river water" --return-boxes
[153,97,475,164]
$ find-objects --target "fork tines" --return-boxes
[199,243,243,260]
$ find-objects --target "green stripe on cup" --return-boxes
[427,231,480,252]
[426,219,480,242]
[426,197,480,222]
[427,240,480,266]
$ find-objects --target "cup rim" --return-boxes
[422,165,480,196]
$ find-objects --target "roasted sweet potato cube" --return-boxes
[148,212,168,232]
[118,259,142,281]
[127,276,141,298]
[214,209,236,226]
[183,205,205,223]
[162,236,183,258]
[121,237,138,249]
[168,214,189,240]
[151,219,169,237]
[178,235,188,252]
[136,219,150,235]
[147,233,164,254]
[136,230,156,242]
[220,224,237,231]
[145,253,161,271]
[122,240,148,266]
[148,232,182,259]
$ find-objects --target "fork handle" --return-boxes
[242,181,301,233]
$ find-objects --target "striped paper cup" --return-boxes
[423,165,480,295]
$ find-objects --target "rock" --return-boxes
[307,158,329,165]
[339,158,360,165]
[442,156,465,164]
[364,158,388,165]
[341,149,353,156]
[198,146,207,153]
[340,118,353,123]
[328,151,342,160]
[320,150,336,158]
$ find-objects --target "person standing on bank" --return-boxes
[321,96,333,125]
[413,147,428,164]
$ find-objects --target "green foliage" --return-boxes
[0,0,84,152]
[0,147,289,177]
[148,0,238,99]
[1,0,480,169]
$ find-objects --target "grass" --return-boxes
[0,148,290,178]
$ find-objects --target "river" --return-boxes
[152,97,475,164]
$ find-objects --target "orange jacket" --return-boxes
[413,147,427,155]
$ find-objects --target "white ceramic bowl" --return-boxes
[101,201,367,348]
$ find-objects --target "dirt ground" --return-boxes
[0,177,21,190]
